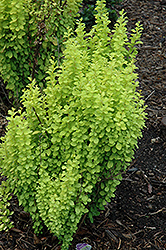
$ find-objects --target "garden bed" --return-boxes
[0,0,166,249]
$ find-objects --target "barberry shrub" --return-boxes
[0,0,146,249]
[0,0,82,99]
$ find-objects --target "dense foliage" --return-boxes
[81,0,123,28]
[0,0,146,249]
[0,0,82,99]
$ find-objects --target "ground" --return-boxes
[0,0,166,249]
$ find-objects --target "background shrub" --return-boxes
[0,0,146,249]
[80,0,123,29]
[0,0,82,100]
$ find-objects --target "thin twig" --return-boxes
[141,46,158,50]
[0,113,7,118]
[105,229,119,243]
[97,218,108,228]
[32,107,42,125]
[32,107,50,139]
[145,90,155,101]
[149,207,166,216]
[75,213,87,235]
[140,170,151,185]
[117,238,121,250]
[20,239,36,249]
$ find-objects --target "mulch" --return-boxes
[0,0,166,249]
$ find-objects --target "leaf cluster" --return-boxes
[0,0,146,249]
[0,0,82,100]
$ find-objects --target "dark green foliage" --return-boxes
[0,0,82,99]
[0,0,146,249]
[81,0,122,28]
[80,3,97,27]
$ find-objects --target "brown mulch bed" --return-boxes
[0,0,166,249]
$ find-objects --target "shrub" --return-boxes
[0,0,146,249]
[0,0,82,99]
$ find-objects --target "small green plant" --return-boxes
[0,0,82,99]
[0,0,146,249]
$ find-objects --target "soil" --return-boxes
[0,0,166,249]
